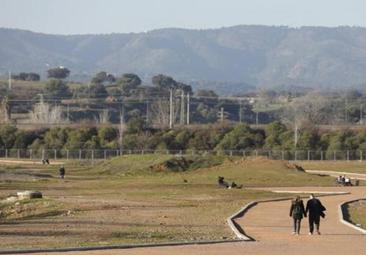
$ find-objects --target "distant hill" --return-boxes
[1,25,366,94]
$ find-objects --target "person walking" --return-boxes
[306,194,326,235]
[59,165,65,179]
[289,196,306,235]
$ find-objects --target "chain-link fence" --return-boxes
[0,149,365,161]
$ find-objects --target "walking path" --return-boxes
[305,170,366,180]
[19,186,365,255]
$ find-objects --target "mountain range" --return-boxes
[1,25,366,94]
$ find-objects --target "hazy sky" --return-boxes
[0,0,365,34]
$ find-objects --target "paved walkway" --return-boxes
[21,186,365,255]
[306,170,366,180]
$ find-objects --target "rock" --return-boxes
[5,196,18,203]
[16,191,43,200]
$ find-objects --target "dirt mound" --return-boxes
[285,162,305,172]
[149,156,225,172]
[220,156,305,172]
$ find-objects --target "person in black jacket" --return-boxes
[289,196,306,235]
[59,165,65,179]
[305,194,326,235]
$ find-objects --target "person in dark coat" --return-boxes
[59,165,65,179]
[289,196,306,235]
[305,194,326,235]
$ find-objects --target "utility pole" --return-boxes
[67,104,70,122]
[345,97,348,123]
[180,90,185,125]
[8,71,12,91]
[360,103,363,125]
[119,103,125,151]
[146,100,149,126]
[169,88,173,129]
[186,93,190,125]
[294,123,298,149]
[239,100,242,123]
[220,107,224,124]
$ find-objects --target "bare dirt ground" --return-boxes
[23,186,366,255]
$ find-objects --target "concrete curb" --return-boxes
[0,240,243,255]
[226,191,350,241]
[226,201,257,241]
[338,199,366,234]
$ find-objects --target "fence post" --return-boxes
[307,150,310,161]
[230,150,233,157]
[66,150,69,161]
[255,150,258,157]
[347,150,350,161]
[104,150,107,160]
[333,151,336,161]
[243,150,246,157]
[294,150,297,161]
[281,150,285,161]
[5,149,8,158]
[42,149,45,160]
[54,149,57,160]
[17,149,20,159]
[142,150,145,155]
[91,150,94,165]
[268,150,271,159]
[29,149,32,160]
[321,151,323,161]
[79,149,82,160]
[360,151,363,162]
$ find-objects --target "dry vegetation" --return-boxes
[0,156,340,250]
[347,200,366,230]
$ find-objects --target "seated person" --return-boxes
[336,175,343,184]
[218,176,229,188]
[344,176,352,186]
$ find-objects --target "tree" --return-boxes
[195,90,218,98]
[0,125,18,149]
[44,79,72,99]
[215,124,264,151]
[92,71,116,84]
[44,128,69,149]
[12,72,40,81]
[88,83,108,98]
[177,82,192,94]
[152,74,177,90]
[47,67,70,79]
[98,127,118,143]
[264,121,288,149]
[118,73,142,96]
[126,117,145,134]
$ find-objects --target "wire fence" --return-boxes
[0,149,366,162]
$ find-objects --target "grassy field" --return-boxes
[0,156,337,250]
[347,200,366,230]
[299,161,366,174]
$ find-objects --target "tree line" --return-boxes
[1,122,366,156]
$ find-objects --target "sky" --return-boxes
[0,0,365,35]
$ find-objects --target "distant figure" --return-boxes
[59,165,65,179]
[218,176,229,188]
[217,176,243,189]
[336,175,343,185]
[344,176,352,186]
[42,159,50,165]
[289,196,306,235]
[306,194,326,235]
